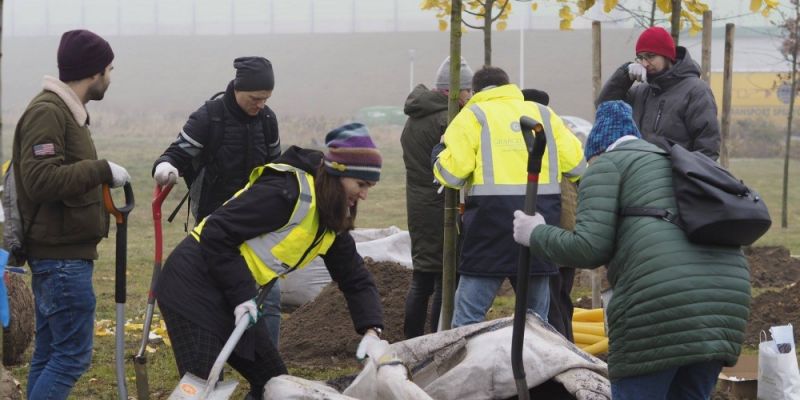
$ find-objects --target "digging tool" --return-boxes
[168,278,277,400]
[103,182,136,400]
[511,116,547,400]
[134,184,173,400]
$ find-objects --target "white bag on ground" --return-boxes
[344,314,610,400]
[263,375,358,399]
[758,324,800,400]
[281,226,412,307]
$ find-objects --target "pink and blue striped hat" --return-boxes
[323,123,382,182]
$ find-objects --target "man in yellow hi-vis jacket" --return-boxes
[433,66,586,328]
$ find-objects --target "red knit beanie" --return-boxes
[635,27,676,62]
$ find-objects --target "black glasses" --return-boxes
[635,53,659,62]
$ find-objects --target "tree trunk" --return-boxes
[782,12,799,228]
[484,0,493,66]
[649,0,656,27]
[670,0,681,46]
[720,24,734,168]
[701,10,712,84]
[441,0,463,331]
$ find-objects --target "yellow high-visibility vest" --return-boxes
[434,84,586,197]
[192,163,336,285]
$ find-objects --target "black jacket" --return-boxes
[156,147,384,359]
[154,80,281,220]
[597,47,720,160]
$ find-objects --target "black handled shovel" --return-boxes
[134,184,173,400]
[103,183,135,400]
[511,116,547,400]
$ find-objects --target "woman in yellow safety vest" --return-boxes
[156,123,385,399]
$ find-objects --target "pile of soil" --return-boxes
[744,246,800,288]
[280,259,411,367]
[744,282,800,346]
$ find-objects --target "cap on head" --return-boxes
[323,123,382,182]
[434,56,474,91]
[635,26,676,62]
[57,29,114,82]
[584,101,642,161]
[233,56,275,91]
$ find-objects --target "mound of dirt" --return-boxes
[744,282,800,346]
[280,259,411,367]
[744,246,800,288]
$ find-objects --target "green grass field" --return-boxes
[2,112,799,399]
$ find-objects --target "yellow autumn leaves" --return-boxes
[421,0,778,34]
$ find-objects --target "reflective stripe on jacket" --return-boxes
[192,163,336,285]
[433,84,586,196]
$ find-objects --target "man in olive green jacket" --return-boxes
[13,29,130,399]
[513,101,749,400]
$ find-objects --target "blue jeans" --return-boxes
[611,360,724,400]
[27,259,95,400]
[452,274,550,328]
[263,280,281,347]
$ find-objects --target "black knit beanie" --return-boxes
[58,29,114,82]
[233,57,275,91]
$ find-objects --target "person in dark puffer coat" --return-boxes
[596,26,720,160]
[400,56,473,338]
[513,101,750,400]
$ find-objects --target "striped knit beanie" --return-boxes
[584,101,642,161]
[323,123,382,182]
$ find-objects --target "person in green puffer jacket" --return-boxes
[513,100,750,400]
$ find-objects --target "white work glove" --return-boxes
[513,210,546,247]
[153,161,179,186]
[627,63,647,83]
[107,161,130,188]
[356,329,382,361]
[234,299,258,326]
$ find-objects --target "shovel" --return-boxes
[511,116,547,400]
[103,182,136,400]
[168,278,277,400]
[133,184,173,400]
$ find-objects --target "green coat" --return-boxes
[13,83,113,260]
[400,84,448,273]
[529,139,750,380]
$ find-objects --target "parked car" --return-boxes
[560,115,592,144]
[354,106,407,127]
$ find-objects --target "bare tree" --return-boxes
[776,0,800,228]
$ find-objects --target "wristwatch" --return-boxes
[369,327,383,338]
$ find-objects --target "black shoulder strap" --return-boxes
[619,207,676,223]
[203,94,226,167]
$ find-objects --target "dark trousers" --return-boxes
[548,267,576,342]
[160,304,287,398]
[403,270,443,339]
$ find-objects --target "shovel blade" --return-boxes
[168,372,238,400]
[133,356,150,400]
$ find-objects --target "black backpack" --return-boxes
[621,144,772,247]
[169,92,279,227]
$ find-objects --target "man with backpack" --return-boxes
[13,29,130,399]
[151,56,283,345]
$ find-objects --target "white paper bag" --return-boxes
[758,327,800,400]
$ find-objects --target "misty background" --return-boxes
[1,1,787,131]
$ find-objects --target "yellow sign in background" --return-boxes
[709,71,797,127]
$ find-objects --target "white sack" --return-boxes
[344,314,610,400]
